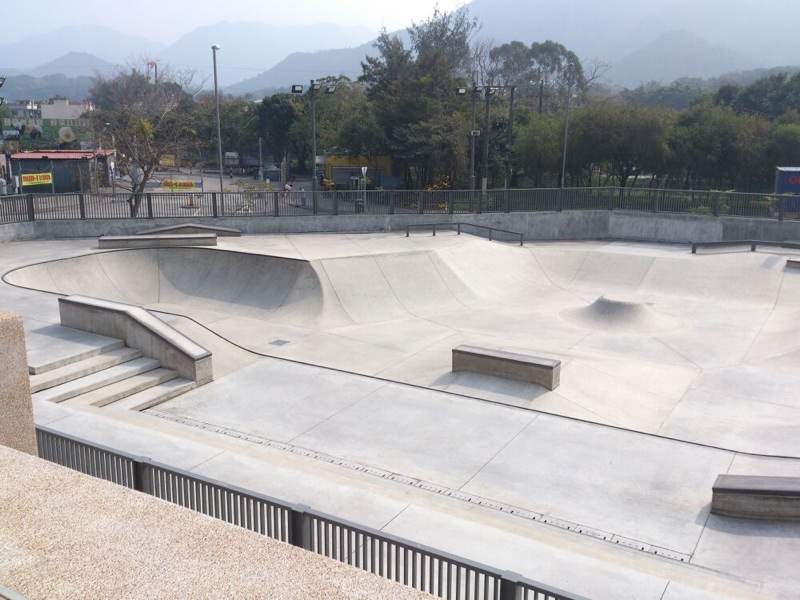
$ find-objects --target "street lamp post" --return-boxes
[212,44,224,212]
[292,81,336,196]
[481,87,497,194]
[560,64,574,189]
[456,86,482,191]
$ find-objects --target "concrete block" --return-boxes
[58,296,213,385]
[0,313,37,455]
[711,474,800,521]
[452,345,561,390]
[98,233,218,248]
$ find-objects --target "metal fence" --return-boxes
[35,426,584,600]
[2,187,796,224]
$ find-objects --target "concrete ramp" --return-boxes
[5,248,352,329]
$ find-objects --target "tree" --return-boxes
[90,63,199,216]
[572,102,676,187]
[258,93,299,164]
[359,8,479,187]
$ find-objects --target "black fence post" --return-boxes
[312,191,319,215]
[26,194,35,221]
[608,187,614,211]
[778,195,785,222]
[290,505,312,551]
[146,193,154,218]
[499,571,522,600]
[212,192,218,218]
[132,459,152,495]
[418,193,424,215]
[712,192,720,217]
[389,191,394,215]
[78,193,86,219]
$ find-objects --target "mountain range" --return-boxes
[0,0,797,101]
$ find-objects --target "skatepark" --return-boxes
[2,226,800,598]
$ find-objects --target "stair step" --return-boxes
[107,378,197,412]
[33,357,161,404]
[64,368,180,408]
[29,347,143,393]
[27,327,125,375]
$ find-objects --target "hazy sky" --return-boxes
[4,0,466,44]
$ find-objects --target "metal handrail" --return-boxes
[406,222,523,246]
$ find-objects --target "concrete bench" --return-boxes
[452,345,561,390]
[98,233,217,249]
[711,474,800,521]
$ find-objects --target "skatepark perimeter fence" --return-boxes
[0,187,797,224]
[35,425,585,600]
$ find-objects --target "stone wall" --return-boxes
[0,313,36,455]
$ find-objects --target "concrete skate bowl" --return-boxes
[562,295,679,332]
[3,248,349,330]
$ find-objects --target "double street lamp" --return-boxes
[292,81,336,193]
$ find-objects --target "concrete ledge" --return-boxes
[787,258,800,269]
[452,345,561,390]
[58,295,212,385]
[135,223,241,237]
[691,239,800,254]
[711,474,800,521]
[98,233,218,248]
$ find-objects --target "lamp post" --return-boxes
[481,86,497,193]
[212,44,224,210]
[456,85,483,191]
[292,81,335,194]
[560,63,574,189]
[504,85,516,190]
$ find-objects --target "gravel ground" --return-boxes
[0,444,434,600]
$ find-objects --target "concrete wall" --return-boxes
[0,313,37,455]
[2,210,800,244]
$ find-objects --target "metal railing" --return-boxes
[406,223,524,246]
[2,187,797,224]
[34,426,584,600]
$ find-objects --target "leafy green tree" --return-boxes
[359,8,478,187]
[572,102,676,187]
[259,93,299,166]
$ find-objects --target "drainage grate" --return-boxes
[149,409,692,564]
[269,339,290,346]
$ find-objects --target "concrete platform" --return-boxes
[3,233,800,599]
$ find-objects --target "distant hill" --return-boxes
[30,52,117,78]
[2,0,799,101]
[0,74,94,103]
[225,41,377,96]
[607,30,758,88]
[155,21,378,88]
[0,24,163,70]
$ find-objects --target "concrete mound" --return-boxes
[563,294,678,332]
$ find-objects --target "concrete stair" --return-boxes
[28,326,196,411]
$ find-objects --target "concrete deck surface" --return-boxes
[3,232,800,599]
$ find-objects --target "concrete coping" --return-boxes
[58,295,212,385]
[712,474,800,496]
[98,233,218,249]
[134,223,242,236]
[787,258,800,269]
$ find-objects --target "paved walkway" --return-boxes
[4,233,800,599]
